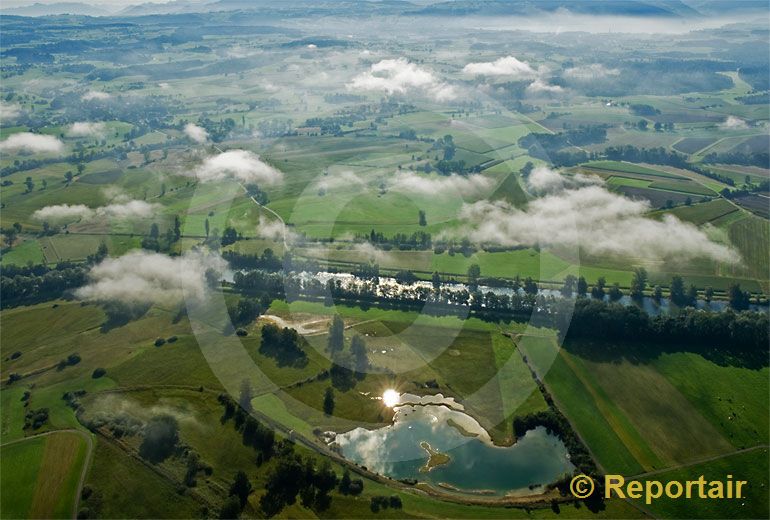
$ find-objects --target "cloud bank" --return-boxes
[0,132,64,153]
[390,171,494,197]
[76,249,227,305]
[456,176,737,263]
[256,215,298,244]
[348,58,456,101]
[562,63,620,80]
[526,166,601,194]
[184,123,209,143]
[463,56,536,78]
[526,78,564,94]
[0,102,21,122]
[32,200,160,223]
[720,116,748,130]
[82,90,111,101]
[194,150,283,185]
[68,122,106,137]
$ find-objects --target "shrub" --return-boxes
[92,368,106,379]
[154,338,166,347]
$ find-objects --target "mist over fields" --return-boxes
[0,2,768,520]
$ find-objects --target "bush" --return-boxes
[235,328,248,336]
[167,336,178,343]
[154,338,166,347]
[139,415,179,463]
[92,368,106,379]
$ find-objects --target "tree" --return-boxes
[64,171,73,183]
[339,469,352,494]
[467,264,481,288]
[160,183,166,197]
[630,267,648,300]
[520,161,534,179]
[350,335,368,375]
[219,496,242,519]
[222,226,240,246]
[653,285,663,302]
[704,286,714,303]
[24,176,34,193]
[418,210,427,227]
[591,277,606,300]
[76,163,85,176]
[41,179,47,190]
[173,215,181,241]
[327,315,344,355]
[637,119,648,130]
[561,274,577,297]
[686,285,698,307]
[149,223,160,240]
[608,283,623,302]
[139,415,179,463]
[205,218,210,237]
[669,275,686,306]
[2,227,17,247]
[728,284,750,310]
[576,276,588,297]
[523,277,538,295]
[229,470,253,508]
[431,271,441,291]
[323,387,335,415]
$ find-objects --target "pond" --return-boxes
[333,395,574,496]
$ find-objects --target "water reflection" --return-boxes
[333,398,574,496]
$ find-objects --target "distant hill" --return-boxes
[411,0,694,17]
[0,2,113,16]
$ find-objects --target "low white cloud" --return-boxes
[317,170,364,192]
[194,150,283,185]
[390,171,494,197]
[0,102,21,123]
[76,249,227,305]
[68,122,106,137]
[256,215,298,243]
[720,116,748,130]
[158,82,171,90]
[462,56,537,78]
[82,90,111,101]
[527,166,601,194]
[563,63,620,80]
[32,204,92,223]
[97,200,159,219]
[456,184,737,263]
[526,78,564,94]
[0,132,64,153]
[352,242,392,263]
[184,123,209,143]
[348,58,456,101]
[32,200,159,224]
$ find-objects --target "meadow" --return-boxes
[0,7,768,519]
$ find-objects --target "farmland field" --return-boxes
[1,3,768,519]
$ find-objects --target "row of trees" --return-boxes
[558,298,768,368]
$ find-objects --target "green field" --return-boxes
[1,432,88,519]
[519,336,768,477]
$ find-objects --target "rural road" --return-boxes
[0,428,95,519]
